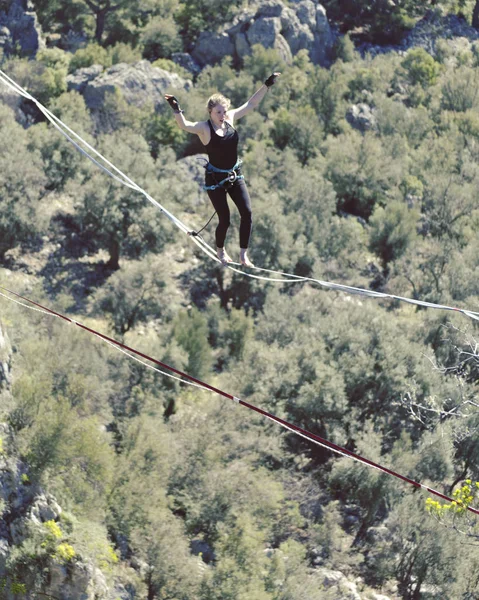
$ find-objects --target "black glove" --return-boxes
[264,73,279,88]
[165,95,182,113]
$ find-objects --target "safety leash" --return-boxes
[0,283,477,516]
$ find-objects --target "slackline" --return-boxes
[0,282,477,517]
[1,69,479,322]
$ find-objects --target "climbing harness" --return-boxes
[203,159,244,191]
[1,283,478,516]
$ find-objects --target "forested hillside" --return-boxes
[2,1,479,599]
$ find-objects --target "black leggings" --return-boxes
[206,179,252,249]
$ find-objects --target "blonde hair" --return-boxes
[206,93,231,113]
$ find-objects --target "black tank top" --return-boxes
[205,120,239,170]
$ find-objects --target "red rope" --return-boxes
[1,283,477,516]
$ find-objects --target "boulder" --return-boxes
[0,24,10,49]
[66,65,104,95]
[191,31,235,67]
[29,493,62,523]
[0,0,45,57]
[281,7,315,56]
[404,11,479,54]
[346,103,377,132]
[246,16,281,47]
[296,0,317,30]
[67,60,192,112]
[245,16,293,63]
[171,52,202,76]
[317,568,362,600]
[311,4,334,65]
[366,524,390,544]
[255,0,284,18]
[48,561,108,600]
[320,568,346,587]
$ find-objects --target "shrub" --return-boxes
[152,58,189,79]
[69,43,112,73]
[108,42,142,65]
[243,44,284,83]
[441,66,479,112]
[401,48,441,88]
[369,200,420,269]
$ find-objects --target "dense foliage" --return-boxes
[2,1,479,599]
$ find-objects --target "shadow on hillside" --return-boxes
[40,251,114,313]
[37,214,115,312]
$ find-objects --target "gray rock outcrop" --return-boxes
[0,323,12,390]
[66,64,105,95]
[0,0,45,57]
[404,10,479,54]
[48,561,109,600]
[67,60,192,112]
[29,493,62,524]
[0,437,111,600]
[171,52,202,76]
[317,568,362,600]
[358,10,479,59]
[191,1,334,67]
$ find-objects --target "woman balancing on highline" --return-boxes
[165,72,280,267]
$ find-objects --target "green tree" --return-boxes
[69,43,112,72]
[140,15,182,60]
[329,426,392,542]
[176,0,245,47]
[390,494,466,599]
[369,200,420,272]
[271,105,323,163]
[324,130,405,218]
[322,0,418,43]
[91,256,173,335]
[67,130,173,269]
[173,308,212,379]
[243,44,285,83]
[4,55,68,104]
[441,65,479,112]
[0,105,47,261]
[82,0,133,44]
[309,65,348,136]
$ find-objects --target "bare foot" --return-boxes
[240,249,254,268]
[217,247,233,266]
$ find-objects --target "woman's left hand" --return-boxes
[264,72,281,87]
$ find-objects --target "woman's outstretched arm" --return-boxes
[229,72,281,121]
[164,94,207,136]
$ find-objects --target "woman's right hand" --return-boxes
[165,94,182,112]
